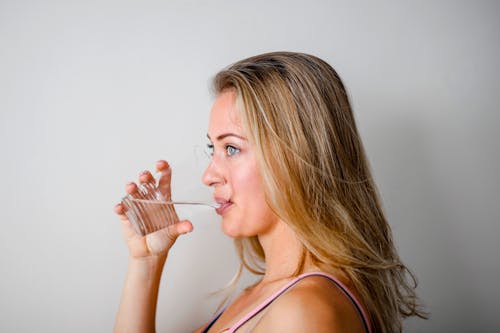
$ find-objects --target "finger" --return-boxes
[156,160,169,172]
[121,217,139,240]
[155,160,173,199]
[174,220,194,235]
[146,220,193,255]
[151,220,192,242]
[126,182,150,202]
[114,204,133,231]
[114,203,126,215]
[138,170,155,185]
[125,182,139,195]
[116,202,143,238]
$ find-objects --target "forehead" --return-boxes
[208,90,244,139]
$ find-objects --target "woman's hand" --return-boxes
[114,160,193,258]
[114,161,193,332]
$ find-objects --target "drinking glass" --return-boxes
[121,182,218,236]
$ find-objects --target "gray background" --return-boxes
[1,0,499,332]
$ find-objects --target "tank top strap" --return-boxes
[201,310,224,333]
[228,271,371,333]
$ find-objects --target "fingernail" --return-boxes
[157,160,169,167]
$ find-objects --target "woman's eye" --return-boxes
[225,145,240,157]
[206,143,214,157]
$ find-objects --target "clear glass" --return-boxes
[121,182,219,236]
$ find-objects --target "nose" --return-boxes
[202,158,225,187]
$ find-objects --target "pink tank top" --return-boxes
[202,271,372,333]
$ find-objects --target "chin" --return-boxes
[221,219,250,238]
[221,223,242,238]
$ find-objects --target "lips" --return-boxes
[214,197,233,215]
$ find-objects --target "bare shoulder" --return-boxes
[252,275,365,333]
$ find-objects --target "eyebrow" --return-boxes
[206,133,247,141]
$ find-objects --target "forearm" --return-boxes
[114,255,167,333]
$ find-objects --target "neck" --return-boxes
[257,219,310,284]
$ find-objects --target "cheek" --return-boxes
[231,165,277,230]
[232,161,266,205]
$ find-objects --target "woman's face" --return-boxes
[202,90,279,238]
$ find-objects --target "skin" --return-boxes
[113,161,193,333]
[201,90,279,238]
[114,90,365,333]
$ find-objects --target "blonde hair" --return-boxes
[212,51,426,332]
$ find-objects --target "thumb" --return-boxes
[176,220,194,234]
[146,220,193,255]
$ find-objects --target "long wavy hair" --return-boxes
[212,51,426,332]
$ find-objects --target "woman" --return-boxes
[114,52,426,332]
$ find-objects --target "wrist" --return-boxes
[127,254,167,283]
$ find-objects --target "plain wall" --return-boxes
[1,0,499,332]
